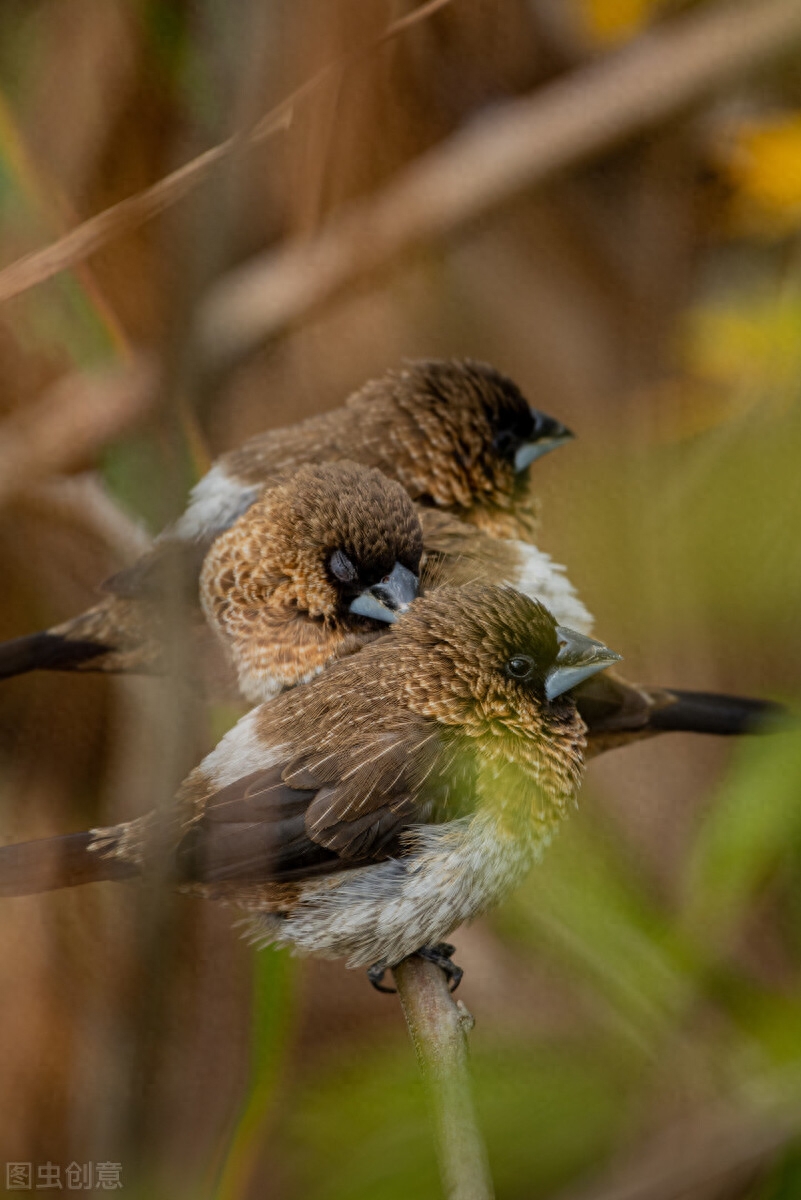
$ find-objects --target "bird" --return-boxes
[0,358,572,684]
[0,585,621,988]
[0,463,423,691]
[199,496,595,704]
[151,451,784,744]
[175,358,573,545]
[398,510,782,751]
[199,462,422,701]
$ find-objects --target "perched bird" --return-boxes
[0,359,571,684]
[0,463,422,690]
[401,510,782,750]
[199,497,595,704]
[176,358,573,545]
[0,585,621,986]
[0,350,780,747]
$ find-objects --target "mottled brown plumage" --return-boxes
[0,586,619,973]
[215,359,569,540]
[200,462,423,701]
[0,358,569,684]
[198,492,595,704]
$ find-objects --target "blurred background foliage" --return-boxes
[0,1,800,1198]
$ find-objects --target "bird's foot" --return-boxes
[415,942,463,992]
[366,942,463,994]
[367,960,396,993]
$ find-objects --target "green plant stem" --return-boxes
[392,956,494,1200]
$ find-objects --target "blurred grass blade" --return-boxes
[0,86,127,363]
[500,815,694,1047]
[683,730,801,945]
[213,946,296,1200]
[0,0,453,309]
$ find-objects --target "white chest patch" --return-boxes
[246,809,553,968]
[506,541,594,634]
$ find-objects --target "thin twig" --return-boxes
[197,0,801,368]
[392,956,494,1200]
[24,475,152,561]
[0,0,453,307]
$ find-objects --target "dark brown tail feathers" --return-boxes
[0,632,109,681]
[644,690,785,737]
[0,832,137,896]
[576,672,786,746]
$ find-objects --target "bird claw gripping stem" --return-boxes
[367,942,464,994]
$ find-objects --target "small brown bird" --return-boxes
[408,510,782,750]
[0,585,620,986]
[0,463,422,691]
[199,462,422,701]
[177,358,572,545]
[0,359,570,683]
[196,477,780,744]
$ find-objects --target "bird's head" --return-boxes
[393,584,621,811]
[348,359,572,515]
[200,462,423,633]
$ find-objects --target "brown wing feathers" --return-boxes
[173,727,464,884]
[174,767,328,884]
[177,655,477,886]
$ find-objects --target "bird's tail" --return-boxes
[0,832,137,896]
[0,597,160,681]
[0,631,108,680]
[578,672,787,754]
[645,689,785,736]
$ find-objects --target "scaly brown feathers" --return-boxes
[200,462,423,701]
[222,360,558,534]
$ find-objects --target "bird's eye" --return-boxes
[492,410,535,460]
[492,429,517,458]
[330,550,358,584]
[506,655,535,680]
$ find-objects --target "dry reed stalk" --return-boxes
[0,0,453,308]
[198,0,801,367]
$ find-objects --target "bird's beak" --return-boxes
[348,562,419,625]
[514,412,574,472]
[545,626,622,701]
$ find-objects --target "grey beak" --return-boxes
[348,562,419,625]
[545,626,622,701]
[514,413,574,472]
